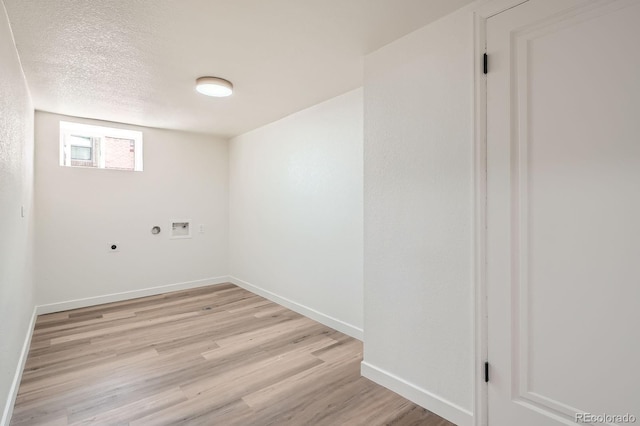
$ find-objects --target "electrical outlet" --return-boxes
[199,224,205,234]
[108,242,120,252]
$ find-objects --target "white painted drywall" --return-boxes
[34,112,229,306]
[229,89,363,338]
[362,7,474,425]
[0,2,35,423]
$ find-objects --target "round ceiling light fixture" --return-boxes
[195,76,233,97]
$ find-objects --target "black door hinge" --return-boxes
[484,362,489,382]
[483,53,488,74]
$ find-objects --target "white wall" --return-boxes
[229,89,363,338]
[0,2,35,423]
[362,7,474,426]
[34,112,229,308]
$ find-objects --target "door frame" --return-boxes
[472,1,529,425]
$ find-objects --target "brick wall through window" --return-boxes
[104,137,135,171]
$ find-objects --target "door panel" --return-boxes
[487,0,640,424]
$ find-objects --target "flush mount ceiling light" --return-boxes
[195,76,233,97]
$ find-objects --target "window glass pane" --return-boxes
[60,121,143,171]
[104,137,135,171]
[69,135,92,147]
[70,145,92,160]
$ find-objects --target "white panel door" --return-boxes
[486,0,640,425]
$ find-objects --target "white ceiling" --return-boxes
[4,0,472,138]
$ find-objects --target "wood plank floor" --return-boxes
[11,284,455,426]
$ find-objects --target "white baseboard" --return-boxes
[1,307,37,426]
[361,361,473,426]
[229,276,363,340]
[35,276,231,315]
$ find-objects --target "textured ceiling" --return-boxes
[4,0,472,138]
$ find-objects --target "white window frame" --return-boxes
[59,121,144,171]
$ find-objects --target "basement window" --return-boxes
[59,121,143,171]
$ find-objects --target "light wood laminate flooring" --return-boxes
[11,284,455,426]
